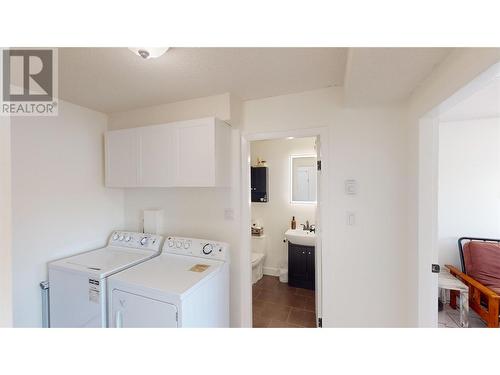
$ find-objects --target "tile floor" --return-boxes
[252,275,316,328]
[438,303,487,328]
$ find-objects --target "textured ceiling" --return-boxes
[58,47,453,114]
[59,47,348,113]
[343,48,452,106]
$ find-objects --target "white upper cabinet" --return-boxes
[139,124,174,187]
[172,120,215,186]
[105,117,231,188]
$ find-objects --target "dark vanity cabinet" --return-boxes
[251,166,268,202]
[288,243,315,290]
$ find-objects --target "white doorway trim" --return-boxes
[240,126,330,328]
[417,62,500,327]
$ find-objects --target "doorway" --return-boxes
[240,127,329,328]
[418,62,500,327]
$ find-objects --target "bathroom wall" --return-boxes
[438,117,500,268]
[10,100,125,327]
[250,137,317,275]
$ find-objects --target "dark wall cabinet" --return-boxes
[288,242,315,290]
[251,166,268,202]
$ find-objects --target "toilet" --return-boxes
[252,252,265,284]
[251,235,267,284]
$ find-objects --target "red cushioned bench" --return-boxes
[446,237,500,328]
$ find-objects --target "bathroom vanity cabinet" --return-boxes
[288,242,315,290]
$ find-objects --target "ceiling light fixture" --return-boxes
[128,47,169,59]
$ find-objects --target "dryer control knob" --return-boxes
[140,237,148,246]
[202,243,213,255]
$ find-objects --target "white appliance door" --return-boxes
[111,289,178,328]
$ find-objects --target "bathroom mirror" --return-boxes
[290,155,317,203]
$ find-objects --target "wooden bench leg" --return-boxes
[487,298,499,328]
[450,290,458,309]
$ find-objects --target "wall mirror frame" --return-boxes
[290,154,317,204]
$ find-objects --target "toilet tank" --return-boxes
[251,235,267,254]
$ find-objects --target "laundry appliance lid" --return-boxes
[49,246,158,277]
[108,253,224,297]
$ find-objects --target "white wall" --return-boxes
[250,137,316,275]
[10,100,124,327]
[407,48,500,326]
[438,118,500,268]
[108,93,232,130]
[0,115,13,327]
[244,88,409,326]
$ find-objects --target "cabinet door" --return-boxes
[139,124,174,186]
[172,121,215,186]
[105,129,138,187]
[306,247,316,289]
[251,167,268,202]
[111,289,178,328]
[288,244,308,284]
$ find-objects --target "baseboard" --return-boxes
[263,267,280,277]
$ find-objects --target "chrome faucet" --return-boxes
[301,221,315,232]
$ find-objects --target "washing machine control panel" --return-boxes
[109,231,163,252]
[164,236,229,261]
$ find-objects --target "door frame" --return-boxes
[417,62,500,327]
[240,127,330,328]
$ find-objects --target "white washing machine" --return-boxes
[107,236,230,328]
[48,231,164,328]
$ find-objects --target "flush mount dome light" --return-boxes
[128,47,169,59]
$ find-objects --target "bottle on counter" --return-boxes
[291,216,296,229]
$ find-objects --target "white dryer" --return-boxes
[107,236,230,328]
[48,231,164,328]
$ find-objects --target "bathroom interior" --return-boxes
[250,136,318,328]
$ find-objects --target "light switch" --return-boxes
[345,179,357,195]
[346,211,355,226]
